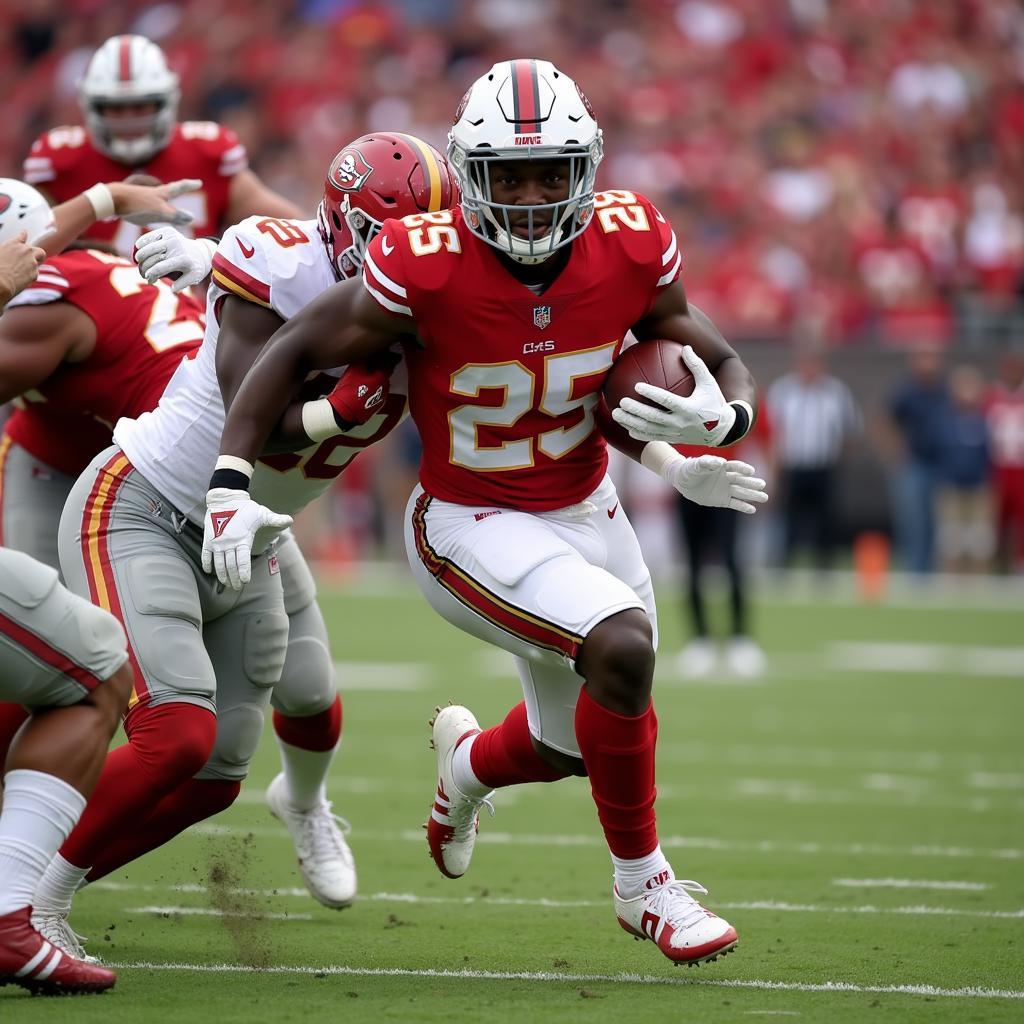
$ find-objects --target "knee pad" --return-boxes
[197,701,268,781]
[272,603,335,717]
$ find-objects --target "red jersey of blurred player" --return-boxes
[986,353,1024,561]
[363,191,681,511]
[22,34,298,257]
[1,248,205,478]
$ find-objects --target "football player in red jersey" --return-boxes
[0,176,208,792]
[202,60,767,967]
[23,34,300,257]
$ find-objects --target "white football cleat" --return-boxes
[266,773,357,909]
[614,877,738,966]
[676,638,717,679]
[426,704,493,879]
[29,910,100,965]
[724,636,766,678]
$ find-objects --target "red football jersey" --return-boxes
[3,249,205,475]
[362,191,682,511]
[987,383,1024,469]
[23,121,247,257]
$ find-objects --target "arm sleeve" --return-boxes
[361,222,415,321]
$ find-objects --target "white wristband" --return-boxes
[214,454,254,479]
[83,183,115,221]
[198,237,218,261]
[301,398,343,443]
[640,440,685,478]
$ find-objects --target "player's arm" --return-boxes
[0,302,95,403]
[42,180,203,257]
[226,169,303,223]
[216,278,404,468]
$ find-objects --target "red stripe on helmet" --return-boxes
[512,59,541,134]
[118,36,132,81]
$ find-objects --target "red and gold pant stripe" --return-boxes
[79,451,147,709]
[412,493,583,661]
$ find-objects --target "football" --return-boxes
[595,339,694,449]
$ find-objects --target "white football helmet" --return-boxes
[79,35,180,164]
[447,59,603,265]
[0,179,55,246]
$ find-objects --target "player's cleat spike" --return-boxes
[266,773,357,909]
[426,704,493,879]
[614,877,738,966]
[0,907,116,994]
[30,912,100,965]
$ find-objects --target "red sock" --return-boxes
[0,703,30,767]
[272,694,342,752]
[574,686,659,859]
[470,702,567,788]
[86,778,241,881]
[60,702,216,868]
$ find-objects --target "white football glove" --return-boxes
[202,488,293,590]
[642,443,768,514]
[612,344,737,446]
[134,227,217,294]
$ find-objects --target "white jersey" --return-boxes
[114,215,409,524]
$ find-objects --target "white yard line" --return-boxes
[105,960,1024,1001]
[330,662,431,690]
[831,878,990,892]
[103,888,1023,921]
[188,822,1024,860]
[827,642,1024,678]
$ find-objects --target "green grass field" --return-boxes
[3,577,1022,1022]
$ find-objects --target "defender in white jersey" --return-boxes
[35,135,457,958]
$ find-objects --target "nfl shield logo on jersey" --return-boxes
[331,148,373,192]
[533,305,552,330]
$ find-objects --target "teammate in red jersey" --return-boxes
[23,34,300,257]
[0,177,207,793]
[202,60,766,967]
[987,350,1024,568]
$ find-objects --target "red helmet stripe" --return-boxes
[512,59,541,134]
[118,36,132,82]
[393,133,445,212]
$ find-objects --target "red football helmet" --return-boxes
[318,132,458,280]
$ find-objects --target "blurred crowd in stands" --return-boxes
[4,0,1024,344]
[2,0,1023,584]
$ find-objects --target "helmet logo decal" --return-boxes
[0,194,10,215]
[576,83,596,120]
[331,148,373,192]
[454,88,472,124]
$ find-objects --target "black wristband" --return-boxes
[720,402,751,447]
[209,468,251,491]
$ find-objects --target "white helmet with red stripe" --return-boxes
[0,178,55,246]
[447,59,603,264]
[79,35,180,165]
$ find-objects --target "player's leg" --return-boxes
[85,562,289,882]
[265,534,355,908]
[0,442,77,771]
[31,450,219,954]
[0,548,126,993]
[675,497,717,678]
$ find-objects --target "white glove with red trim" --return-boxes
[642,444,768,514]
[202,488,292,590]
[134,227,216,294]
[612,344,737,446]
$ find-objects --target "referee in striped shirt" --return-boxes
[767,347,861,569]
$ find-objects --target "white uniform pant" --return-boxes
[404,474,657,757]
